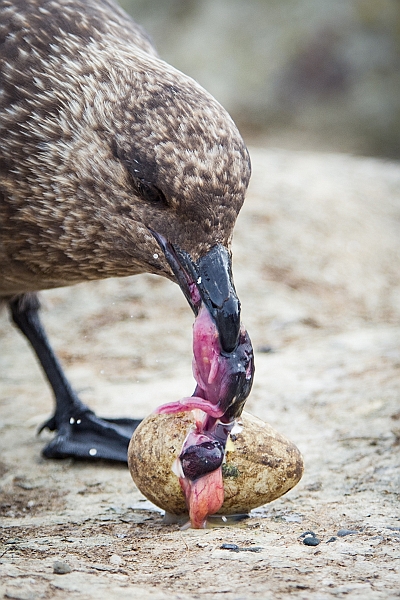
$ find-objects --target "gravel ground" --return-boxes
[1,147,399,599]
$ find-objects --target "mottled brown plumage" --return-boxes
[0,0,253,463]
[0,0,251,297]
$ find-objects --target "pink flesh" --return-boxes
[192,305,221,390]
[179,467,224,529]
[154,396,224,419]
[156,305,231,417]
[155,305,249,527]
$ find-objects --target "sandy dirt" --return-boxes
[1,147,399,599]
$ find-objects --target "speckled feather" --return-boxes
[0,0,251,296]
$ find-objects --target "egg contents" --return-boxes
[148,304,254,527]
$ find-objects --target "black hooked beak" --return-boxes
[150,231,241,353]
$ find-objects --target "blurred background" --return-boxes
[119,0,400,158]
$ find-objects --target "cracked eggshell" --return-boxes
[128,411,303,516]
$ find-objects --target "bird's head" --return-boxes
[98,53,251,351]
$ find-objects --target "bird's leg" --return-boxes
[8,293,140,462]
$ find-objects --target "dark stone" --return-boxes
[53,561,72,574]
[303,536,320,546]
[337,529,358,537]
[220,543,239,551]
[220,543,263,553]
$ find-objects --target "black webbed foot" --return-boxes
[9,293,141,464]
[40,411,141,462]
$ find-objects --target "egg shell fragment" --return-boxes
[128,411,304,516]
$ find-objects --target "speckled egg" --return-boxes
[128,411,303,516]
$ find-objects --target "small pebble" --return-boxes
[53,561,72,574]
[220,543,262,553]
[221,543,239,551]
[303,536,320,546]
[326,537,337,543]
[299,531,320,546]
[337,529,358,537]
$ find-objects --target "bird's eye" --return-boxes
[112,142,166,205]
[131,176,167,205]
